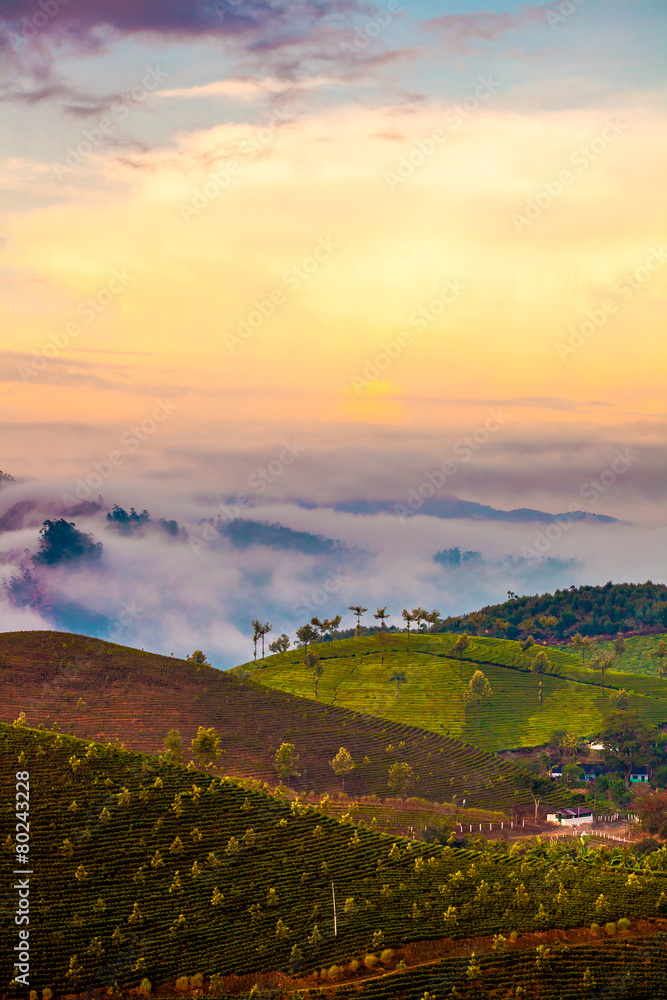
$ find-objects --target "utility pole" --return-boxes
[331,881,337,936]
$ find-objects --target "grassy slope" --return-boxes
[248,632,667,750]
[0,631,562,812]
[580,634,667,678]
[3,723,667,997]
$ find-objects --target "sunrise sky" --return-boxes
[2,0,666,514]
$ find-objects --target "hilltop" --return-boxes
[0,631,561,812]
[247,631,667,752]
[438,580,667,641]
[4,721,667,998]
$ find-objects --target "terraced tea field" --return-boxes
[3,722,667,997]
[248,632,667,750]
[0,631,563,811]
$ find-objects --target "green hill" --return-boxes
[3,721,667,997]
[0,631,562,812]
[247,632,667,751]
[438,580,667,641]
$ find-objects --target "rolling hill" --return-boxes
[0,631,562,812]
[246,632,667,751]
[4,721,667,998]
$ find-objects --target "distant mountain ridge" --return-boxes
[318,497,619,524]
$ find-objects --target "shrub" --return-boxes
[42,991,53,1000]
[509,930,519,941]
[190,973,203,988]
[605,921,617,935]
[328,965,340,979]
[364,953,378,969]
[348,959,359,973]
[138,980,152,996]
[380,948,395,964]
[590,922,600,935]
[618,917,632,930]
[175,975,189,991]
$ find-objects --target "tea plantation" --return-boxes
[0,631,563,811]
[249,632,667,750]
[4,721,667,997]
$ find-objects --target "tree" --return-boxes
[348,605,368,636]
[519,635,535,653]
[268,634,290,656]
[191,726,220,768]
[33,518,103,565]
[451,634,471,680]
[650,639,667,680]
[609,688,630,710]
[613,636,627,657]
[494,619,509,647]
[187,650,210,666]
[590,652,614,692]
[538,614,558,632]
[164,729,183,762]
[599,710,664,788]
[401,609,414,641]
[311,617,325,640]
[467,611,488,636]
[388,761,415,801]
[519,616,535,636]
[274,742,300,786]
[373,607,390,666]
[562,763,584,786]
[326,614,342,636]
[251,620,262,663]
[331,748,355,789]
[427,609,442,632]
[259,622,272,661]
[463,670,492,727]
[411,607,428,632]
[389,670,407,700]
[631,789,667,838]
[531,650,548,676]
[571,633,594,669]
[305,649,324,697]
[296,623,319,662]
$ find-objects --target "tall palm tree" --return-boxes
[411,607,427,633]
[401,609,414,642]
[373,607,390,666]
[311,616,325,641]
[251,619,262,663]
[651,640,667,680]
[260,623,272,661]
[389,670,407,700]
[451,633,472,681]
[348,605,368,637]
[427,609,442,632]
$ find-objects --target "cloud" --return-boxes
[0,477,664,669]
[424,5,550,54]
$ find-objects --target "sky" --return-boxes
[1,0,666,664]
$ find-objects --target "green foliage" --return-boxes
[190,726,220,767]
